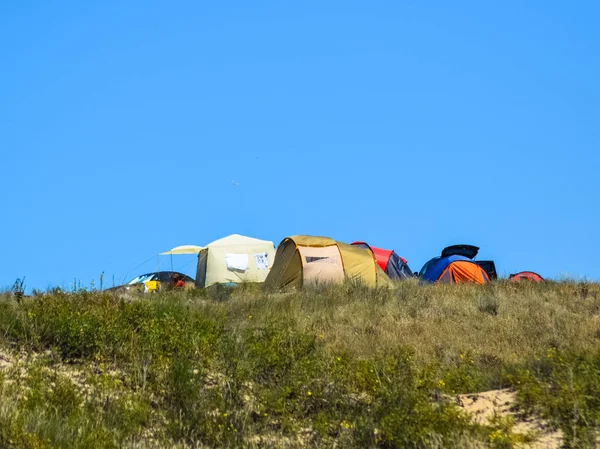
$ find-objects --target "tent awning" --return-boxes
[160,245,203,255]
[205,234,274,247]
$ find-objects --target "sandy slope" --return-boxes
[456,389,562,449]
[0,349,566,448]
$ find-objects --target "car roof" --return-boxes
[130,271,195,283]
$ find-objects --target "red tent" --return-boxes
[509,271,544,282]
[351,242,412,280]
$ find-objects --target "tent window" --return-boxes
[440,269,452,283]
[306,256,333,263]
[225,253,249,271]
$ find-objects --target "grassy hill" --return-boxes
[1,281,600,448]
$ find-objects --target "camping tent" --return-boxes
[351,241,413,280]
[509,271,544,282]
[264,235,394,289]
[194,234,275,287]
[420,244,496,283]
[420,255,490,284]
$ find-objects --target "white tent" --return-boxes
[195,234,275,287]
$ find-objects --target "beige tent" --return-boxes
[195,234,275,287]
[264,235,394,289]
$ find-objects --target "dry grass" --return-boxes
[189,280,600,366]
[0,280,599,448]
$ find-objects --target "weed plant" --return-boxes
[0,281,599,448]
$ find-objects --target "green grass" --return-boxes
[0,280,599,448]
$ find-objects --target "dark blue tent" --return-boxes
[420,255,489,284]
[420,244,497,283]
[420,255,470,282]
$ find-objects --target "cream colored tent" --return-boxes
[264,235,394,289]
[195,234,275,287]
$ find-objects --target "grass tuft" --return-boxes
[0,281,599,447]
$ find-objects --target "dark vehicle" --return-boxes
[441,244,479,259]
[474,260,497,280]
[107,271,195,294]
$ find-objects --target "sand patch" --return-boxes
[456,389,562,449]
[0,349,13,371]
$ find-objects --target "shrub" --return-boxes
[510,349,600,448]
[477,295,499,316]
[1,282,600,447]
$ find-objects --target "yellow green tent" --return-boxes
[264,235,394,289]
[195,234,275,287]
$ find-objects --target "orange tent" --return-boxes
[438,260,489,284]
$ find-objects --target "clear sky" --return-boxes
[1,1,599,291]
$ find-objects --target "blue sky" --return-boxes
[1,1,599,291]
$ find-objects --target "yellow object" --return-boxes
[264,235,394,289]
[144,280,161,293]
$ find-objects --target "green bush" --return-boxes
[1,282,600,447]
[510,349,600,448]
